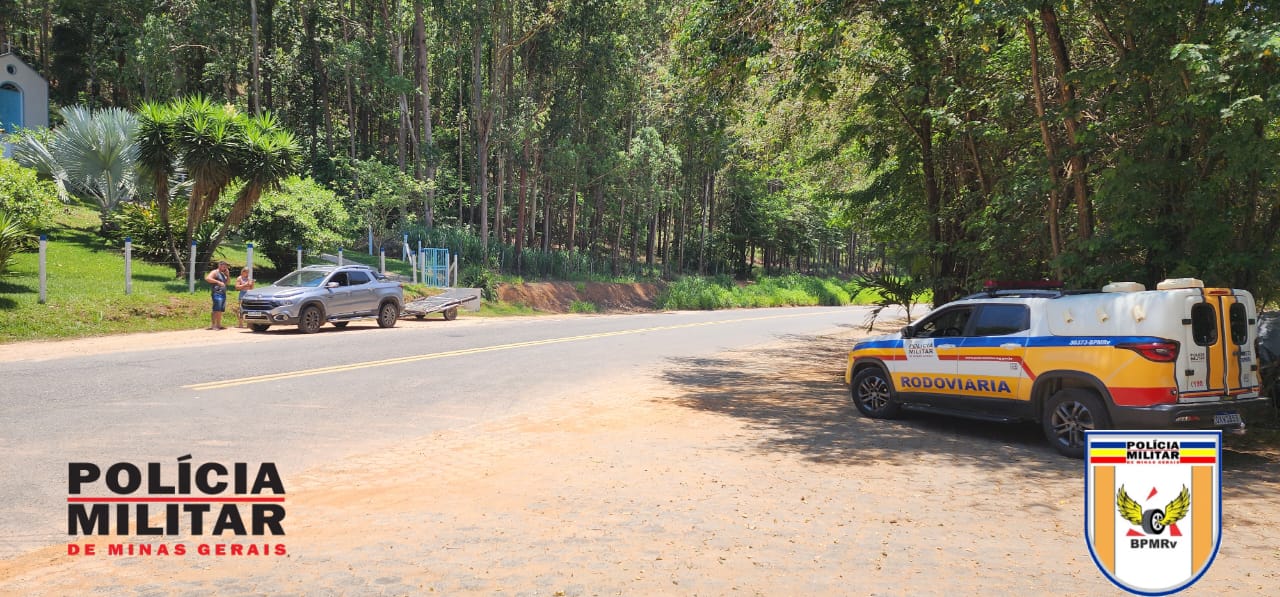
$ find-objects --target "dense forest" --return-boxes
[3,1,1280,303]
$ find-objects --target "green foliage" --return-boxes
[460,264,499,301]
[852,272,929,325]
[329,158,422,250]
[569,300,598,313]
[106,200,187,263]
[11,106,140,229]
[0,210,213,342]
[0,211,31,275]
[656,274,855,310]
[0,159,60,230]
[239,177,350,274]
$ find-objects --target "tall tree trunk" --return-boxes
[516,135,529,272]
[262,0,275,110]
[413,0,436,228]
[1040,4,1093,241]
[1025,17,1063,268]
[250,0,260,114]
[698,171,711,274]
[495,150,506,244]
[342,0,357,160]
[471,0,491,252]
[568,180,578,253]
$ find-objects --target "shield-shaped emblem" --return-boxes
[1085,430,1222,595]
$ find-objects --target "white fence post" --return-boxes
[338,247,344,266]
[297,246,303,272]
[450,255,458,287]
[124,237,133,295]
[188,241,197,293]
[38,234,47,304]
[246,242,254,279]
[379,247,386,275]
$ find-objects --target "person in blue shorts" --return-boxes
[204,260,231,330]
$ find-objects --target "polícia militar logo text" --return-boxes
[66,454,287,557]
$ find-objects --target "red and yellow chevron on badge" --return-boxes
[1085,431,1222,595]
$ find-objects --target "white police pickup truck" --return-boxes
[846,279,1270,457]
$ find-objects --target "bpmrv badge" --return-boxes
[1085,431,1222,595]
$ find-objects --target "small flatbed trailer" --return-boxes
[401,289,481,320]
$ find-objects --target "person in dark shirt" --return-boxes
[203,260,231,330]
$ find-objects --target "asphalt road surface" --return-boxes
[0,305,877,558]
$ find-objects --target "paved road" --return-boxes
[0,305,879,558]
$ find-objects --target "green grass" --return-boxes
[0,205,327,343]
[569,299,598,313]
[656,274,886,311]
[471,301,544,317]
[1,219,210,342]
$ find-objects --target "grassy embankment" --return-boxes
[655,274,895,310]
[0,206,550,343]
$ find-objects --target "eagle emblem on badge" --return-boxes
[1117,484,1190,536]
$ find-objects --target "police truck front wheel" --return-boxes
[1043,389,1111,458]
[851,368,902,419]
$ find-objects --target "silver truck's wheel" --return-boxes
[377,302,399,328]
[298,306,323,334]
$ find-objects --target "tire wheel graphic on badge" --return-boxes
[1142,509,1166,535]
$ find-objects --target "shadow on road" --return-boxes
[660,329,1280,496]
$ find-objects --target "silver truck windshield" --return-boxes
[274,270,329,287]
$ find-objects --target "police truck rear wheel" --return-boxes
[851,368,901,419]
[1043,389,1110,458]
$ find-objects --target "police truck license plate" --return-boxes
[1214,412,1242,426]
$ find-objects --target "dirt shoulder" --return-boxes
[2,321,1277,595]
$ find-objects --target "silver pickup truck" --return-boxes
[239,264,404,333]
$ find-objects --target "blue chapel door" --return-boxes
[0,84,23,132]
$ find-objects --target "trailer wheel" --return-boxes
[443,307,458,321]
[415,314,426,320]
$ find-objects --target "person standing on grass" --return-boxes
[204,260,231,330]
[234,267,254,328]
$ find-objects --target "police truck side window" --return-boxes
[972,305,1030,336]
[916,308,973,338]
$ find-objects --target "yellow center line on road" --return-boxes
[183,310,831,391]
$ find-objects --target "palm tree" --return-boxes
[203,111,299,263]
[12,106,139,233]
[136,101,185,274]
[173,96,239,261]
